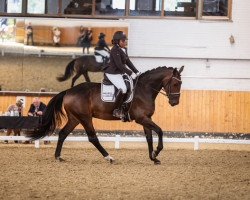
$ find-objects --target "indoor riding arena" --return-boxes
[0,1,249,200]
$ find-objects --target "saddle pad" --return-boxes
[101,75,134,103]
[95,55,103,63]
[101,84,115,102]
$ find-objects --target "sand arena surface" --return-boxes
[0,142,249,200]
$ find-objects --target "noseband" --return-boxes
[162,76,182,98]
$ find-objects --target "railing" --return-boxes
[0,135,249,150]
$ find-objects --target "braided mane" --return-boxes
[139,66,174,81]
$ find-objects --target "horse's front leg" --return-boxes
[143,126,159,163]
[137,117,163,164]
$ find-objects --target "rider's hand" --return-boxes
[131,73,137,79]
[131,72,141,79]
[136,72,141,77]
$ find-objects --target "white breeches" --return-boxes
[105,73,127,94]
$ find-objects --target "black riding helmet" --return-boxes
[98,32,105,39]
[112,31,127,44]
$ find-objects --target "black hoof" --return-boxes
[55,157,65,162]
[110,159,114,164]
[154,159,161,165]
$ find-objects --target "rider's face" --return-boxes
[119,39,127,48]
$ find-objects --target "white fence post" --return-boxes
[35,140,40,148]
[194,136,199,150]
[115,135,120,149]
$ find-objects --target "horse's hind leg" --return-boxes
[80,118,114,163]
[71,74,81,87]
[82,71,90,82]
[55,119,79,161]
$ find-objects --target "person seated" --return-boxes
[4,99,23,144]
[26,97,49,144]
[103,31,140,121]
[27,97,46,117]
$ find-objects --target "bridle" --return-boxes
[136,73,182,97]
[162,76,182,98]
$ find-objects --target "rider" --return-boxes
[94,32,110,65]
[104,31,140,120]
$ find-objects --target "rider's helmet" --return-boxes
[112,31,127,44]
[98,32,105,39]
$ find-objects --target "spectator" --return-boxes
[81,27,92,54]
[52,27,61,46]
[77,26,85,47]
[26,97,49,144]
[4,99,24,144]
[28,97,46,117]
[26,22,34,45]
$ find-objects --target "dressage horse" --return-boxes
[29,66,184,165]
[57,55,104,87]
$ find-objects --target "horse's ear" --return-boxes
[173,68,178,75]
[179,66,184,74]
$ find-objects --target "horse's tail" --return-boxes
[28,90,67,140]
[56,59,76,82]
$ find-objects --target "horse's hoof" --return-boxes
[104,155,115,164]
[154,159,161,165]
[55,157,65,162]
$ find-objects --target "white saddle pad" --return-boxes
[101,75,134,103]
[95,55,103,63]
[101,84,115,102]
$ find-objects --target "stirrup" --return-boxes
[113,109,125,119]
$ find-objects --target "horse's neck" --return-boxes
[137,72,167,101]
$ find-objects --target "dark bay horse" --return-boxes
[57,55,103,87]
[29,66,184,164]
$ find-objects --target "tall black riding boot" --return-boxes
[113,89,125,119]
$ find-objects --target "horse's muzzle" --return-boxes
[169,100,179,107]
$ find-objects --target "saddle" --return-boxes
[101,74,134,122]
[94,50,109,67]
[101,74,134,103]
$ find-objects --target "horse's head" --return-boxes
[162,66,184,106]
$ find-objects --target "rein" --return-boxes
[126,74,182,114]
[152,76,182,97]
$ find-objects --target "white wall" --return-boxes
[124,0,250,91]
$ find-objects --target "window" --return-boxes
[0,0,233,20]
[27,0,46,14]
[202,0,229,16]
[46,0,59,14]
[7,0,22,13]
[63,0,92,15]
[95,0,126,16]
[164,0,196,17]
[129,0,162,16]
[0,0,6,12]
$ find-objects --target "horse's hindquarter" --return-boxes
[77,55,102,73]
[64,82,117,120]
[63,83,94,117]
